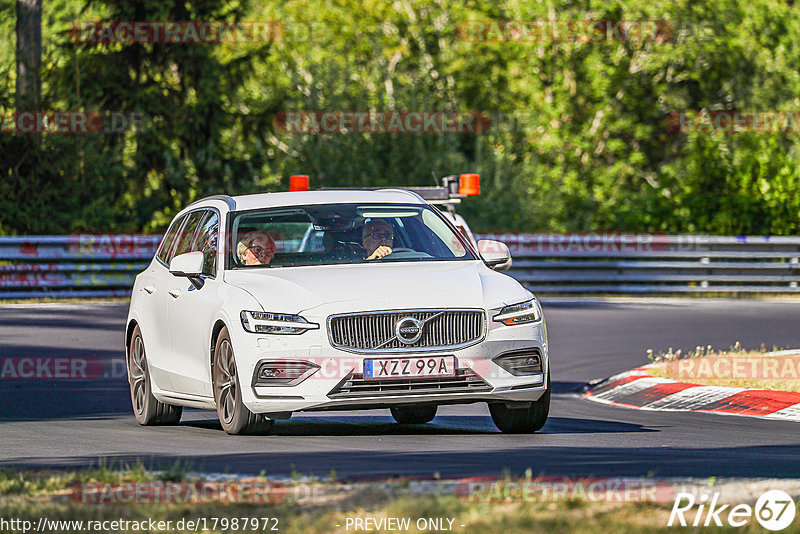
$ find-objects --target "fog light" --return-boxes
[259,368,281,379]
[252,359,319,387]
[493,351,543,376]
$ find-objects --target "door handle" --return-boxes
[168,289,182,298]
[143,285,155,294]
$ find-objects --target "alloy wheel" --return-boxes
[129,335,147,415]
[215,339,238,424]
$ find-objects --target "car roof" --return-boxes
[186,189,426,213]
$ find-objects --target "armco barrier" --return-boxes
[477,233,800,293]
[0,235,159,299]
[1,234,799,298]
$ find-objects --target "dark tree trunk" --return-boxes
[16,0,42,109]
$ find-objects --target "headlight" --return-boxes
[493,299,541,326]
[240,311,320,335]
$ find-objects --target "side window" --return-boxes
[192,211,219,276]
[170,211,205,262]
[156,214,187,264]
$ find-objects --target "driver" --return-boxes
[362,219,394,260]
[236,231,276,265]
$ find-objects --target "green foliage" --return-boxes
[1,0,799,234]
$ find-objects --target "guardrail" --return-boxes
[0,235,158,299]
[1,233,799,298]
[477,233,800,293]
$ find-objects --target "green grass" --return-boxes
[0,462,153,497]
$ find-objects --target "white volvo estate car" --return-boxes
[125,189,549,435]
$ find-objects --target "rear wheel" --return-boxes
[213,327,274,435]
[391,404,438,424]
[489,374,550,434]
[128,325,182,425]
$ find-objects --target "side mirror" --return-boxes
[169,252,205,289]
[477,239,511,269]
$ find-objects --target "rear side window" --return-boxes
[156,214,187,264]
[171,211,206,262]
[192,211,219,276]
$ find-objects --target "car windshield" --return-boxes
[228,203,476,268]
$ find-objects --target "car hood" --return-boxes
[224,261,529,315]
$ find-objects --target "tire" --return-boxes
[391,404,438,425]
[128,325,183,425]
[489,374,550,434]
[213,327,274,435]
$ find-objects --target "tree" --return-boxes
[15,0,41,108]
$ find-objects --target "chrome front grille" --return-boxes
[328,309,485,353]
[327,368,492,398]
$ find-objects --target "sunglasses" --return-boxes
[248,245,273,257]
[365,232,393,240]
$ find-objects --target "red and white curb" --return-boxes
[584,365,800,422]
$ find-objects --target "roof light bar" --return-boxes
[458,173,480,196]
[289,175,310,191]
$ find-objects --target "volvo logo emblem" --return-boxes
[395,317,424,344]
[369,312,444,350]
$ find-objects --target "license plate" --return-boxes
[363,356,457,380]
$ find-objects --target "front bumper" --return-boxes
[230,314,549,416]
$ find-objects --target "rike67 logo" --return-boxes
[669,490,796,531]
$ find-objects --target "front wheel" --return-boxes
[128,325,182,426]
[489,375,550,433]
[391,404,438,424]
[213,327,274,435]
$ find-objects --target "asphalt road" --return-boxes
[1,299,799,479]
